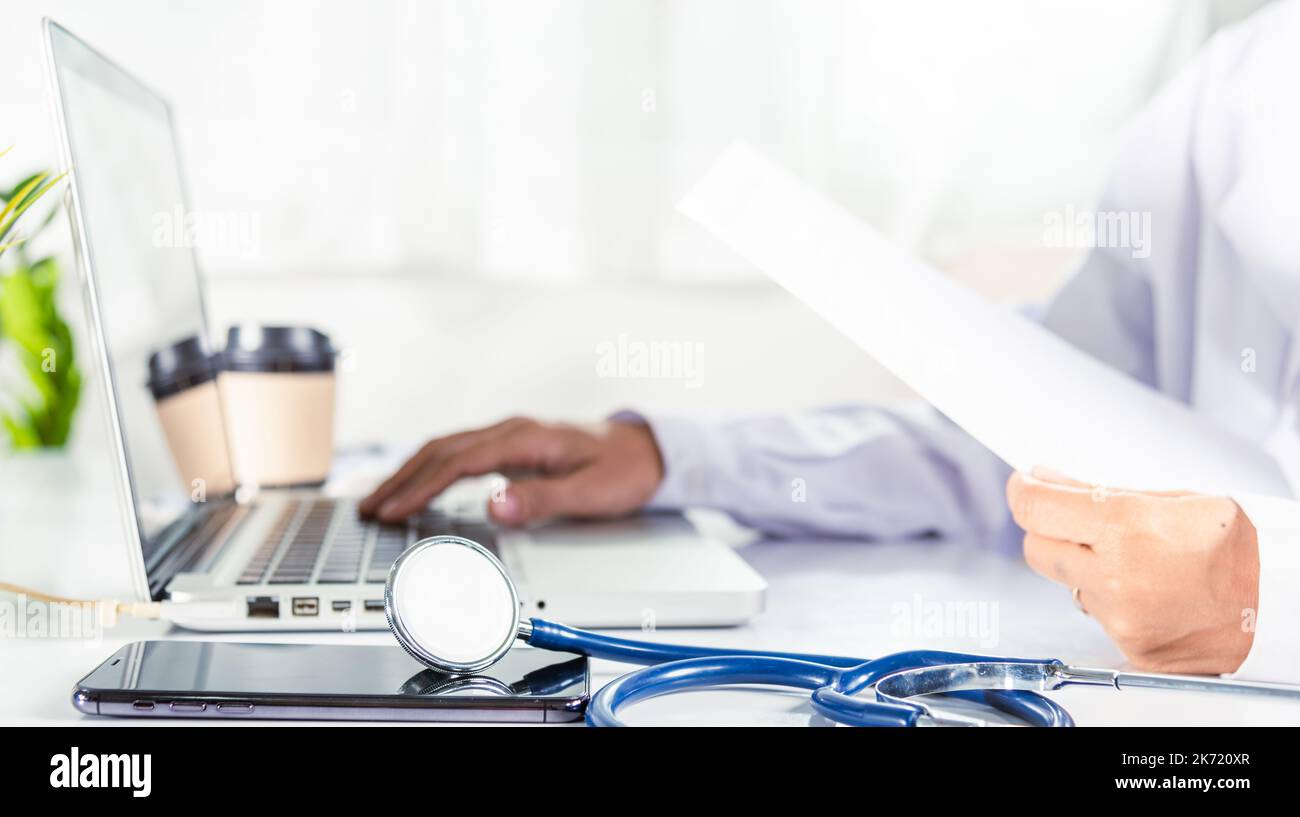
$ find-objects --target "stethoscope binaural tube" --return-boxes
[528,619,1075,726]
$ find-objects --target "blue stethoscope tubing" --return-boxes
[387,537,1300,725]
[525,618,1074,727]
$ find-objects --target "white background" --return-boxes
[0,0,1271,451]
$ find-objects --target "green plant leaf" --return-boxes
[0,170,66,245]
[2,171,45,203]
[1,160,78,449]
[2,411,41,449]
[18,171,67,213]
[0,173,48,234]
[0,268,51,349]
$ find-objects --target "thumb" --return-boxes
[488,475,589,526]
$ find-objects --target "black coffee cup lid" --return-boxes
[147,335,221,399]
[223,326,336,373]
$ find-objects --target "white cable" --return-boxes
[0,582,241,626]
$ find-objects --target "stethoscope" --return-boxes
[385,535,1300,726]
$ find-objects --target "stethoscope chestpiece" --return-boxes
[384,535,522,675]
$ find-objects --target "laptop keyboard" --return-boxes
[318,510,371,584]
[236,498,498,586]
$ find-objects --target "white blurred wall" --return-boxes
[0,0,1275,453]
[2,0,1271,277]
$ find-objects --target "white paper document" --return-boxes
[678,141,1290,498]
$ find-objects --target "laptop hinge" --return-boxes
[145,515,194,600]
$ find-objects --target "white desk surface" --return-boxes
[4,452,1299,727]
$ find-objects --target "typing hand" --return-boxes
[358,417,664,527]
[1007,466,1259,674]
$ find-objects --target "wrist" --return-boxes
[607,416,665,505]
[607,410,711,509]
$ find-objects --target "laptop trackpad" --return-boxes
[511,513,741,591]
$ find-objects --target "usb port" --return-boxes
[331,600,352,612]
[291,597,319,616]
[363,599,385,612]
[246,596,279,618]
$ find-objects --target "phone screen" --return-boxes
[76,641,588,722]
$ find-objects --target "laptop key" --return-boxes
[315,510,367,583]
[363,526,412,583]
[237,501,300,584]
[268,500,332,584]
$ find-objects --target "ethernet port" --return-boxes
[246,596,280,618]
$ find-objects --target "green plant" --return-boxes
[0,147,78,449]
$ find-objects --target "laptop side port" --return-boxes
[331,600,352,612]
[291,597,319,616]
[363,599,385,612]
[246,596,280,618]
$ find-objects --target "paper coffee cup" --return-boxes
[147,336,237,498]
[219,326,337,488]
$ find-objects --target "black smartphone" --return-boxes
[73,641,589,723]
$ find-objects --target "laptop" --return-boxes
[42,19,766,631]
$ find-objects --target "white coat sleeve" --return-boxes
[1227,493,1300,683]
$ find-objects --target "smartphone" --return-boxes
[73,641,589,723]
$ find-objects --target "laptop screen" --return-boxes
[48,22,220,553]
